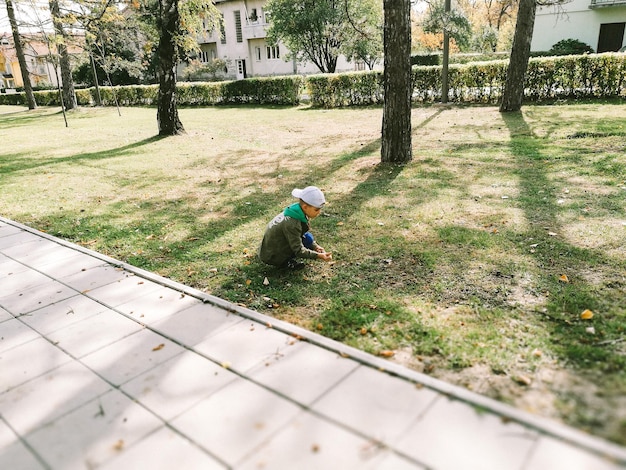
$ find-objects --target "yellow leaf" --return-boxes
[379,350,395,358]
[152,343,165,351]
[245,279,252,286]
[360,327,368,335]
[580,309,594,320]
[336,221,344,226]
[559,274,569,283]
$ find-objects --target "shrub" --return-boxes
[549,39,594,56]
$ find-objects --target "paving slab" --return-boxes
[1,216,625,470]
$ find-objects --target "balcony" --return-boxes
[589,0,626,8]
[243,21,268,40]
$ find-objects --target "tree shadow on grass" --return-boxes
[501,111,626,377]
[0,136,167,175]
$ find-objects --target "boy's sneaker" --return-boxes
[285,259,305,270]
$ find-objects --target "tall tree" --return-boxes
[49,0,77,110]
[381,0,412,163]
[156,0,182,135]
[148,0,218,135]
[4,0,37,109]
[266,0,382,73]
[499,0,535,112]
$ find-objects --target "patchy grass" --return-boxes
[1,102,625,444]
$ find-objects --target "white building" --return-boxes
[182,0,361,80]
[531,0,626,53]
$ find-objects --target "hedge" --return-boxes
[1,53,624,108]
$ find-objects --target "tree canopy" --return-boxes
[265,0,382,73]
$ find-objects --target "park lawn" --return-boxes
[1,102,625,444]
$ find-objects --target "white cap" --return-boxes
[292,186,326,208]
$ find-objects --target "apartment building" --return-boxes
[184,0,358,80]
[531,0,626,52]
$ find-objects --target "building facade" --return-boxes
[531,0,626,52]
[181,0,361,80]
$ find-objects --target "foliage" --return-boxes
[305,53,626,107]
[265,0,382,73]
[549,38,595,56]
[181,58,229,82]
[420,0,472,51]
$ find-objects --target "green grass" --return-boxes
[1,102,626,444]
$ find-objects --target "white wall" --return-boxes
[531,0,626,52]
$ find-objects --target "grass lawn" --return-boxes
[1,102,625,444]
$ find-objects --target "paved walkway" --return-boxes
[1,216,625,470]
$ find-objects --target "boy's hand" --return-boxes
[315,246,325,253]
[318,252,333,262]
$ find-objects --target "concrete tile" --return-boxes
[81,328,186,386]
[10,243,82,271]
[59,263,130,293]
[25,389,164,470]
[1,237,64,263]
[46,310,143,358]
[121,350,238,420]
[524,436,623,470]
[113,286,200,325]
[0,307,12,323]
[0,256,29,277]
[0,337,72,392]
[36,253,106,279]
[0,279,77,315]
[0,231,40,250]
[395,397,537,470]
[0,318,40,353]
[366,452,426,470]
[151,301,244,347]
[1,268,53,296]
[193,319,296,373]
[247,340,359,406]
[0,420,46,470]
[312,365,439,444]
[86,275,168,308]
[99,426,226,470]
[0,223,24,238]
[237,411,393,470]
[171,378,301,467]
[0,361,111,435]
[18,294,109,335]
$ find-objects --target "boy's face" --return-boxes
[301,202,322,219]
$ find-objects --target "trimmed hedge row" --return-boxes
[308,53,626,107]
[1,53,624,108]
[0,75,303,107]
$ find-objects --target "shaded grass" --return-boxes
[1,102,625,444]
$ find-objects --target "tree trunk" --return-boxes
[5,0,37,109]
[157,0,184,136]
[49,0,77,110]
[499,0,536,112]
[381,0,412,163]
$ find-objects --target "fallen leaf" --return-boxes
[336,222,344,226]
[513,375,532,386]
[245,279,252,286]
[559,274,569,283]
[311,444,320,453]
[152,343,165,352]
[221,361,231,369]
[580,309,594,320]
[379,350,395,358]
[113,439,124,451]
[548,232,557,237]
[263,277,270,285]
[360,327,368,335]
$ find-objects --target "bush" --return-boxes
[549,39,594,56]
[411,54,440,66]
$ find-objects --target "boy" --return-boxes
[258,186,333,270]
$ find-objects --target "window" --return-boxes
[199,51,210,63]
[266,45,280,60]
[249,8,258,23]
[220,14,226,44]
[234,10,243,43]
[255,47,262,61]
